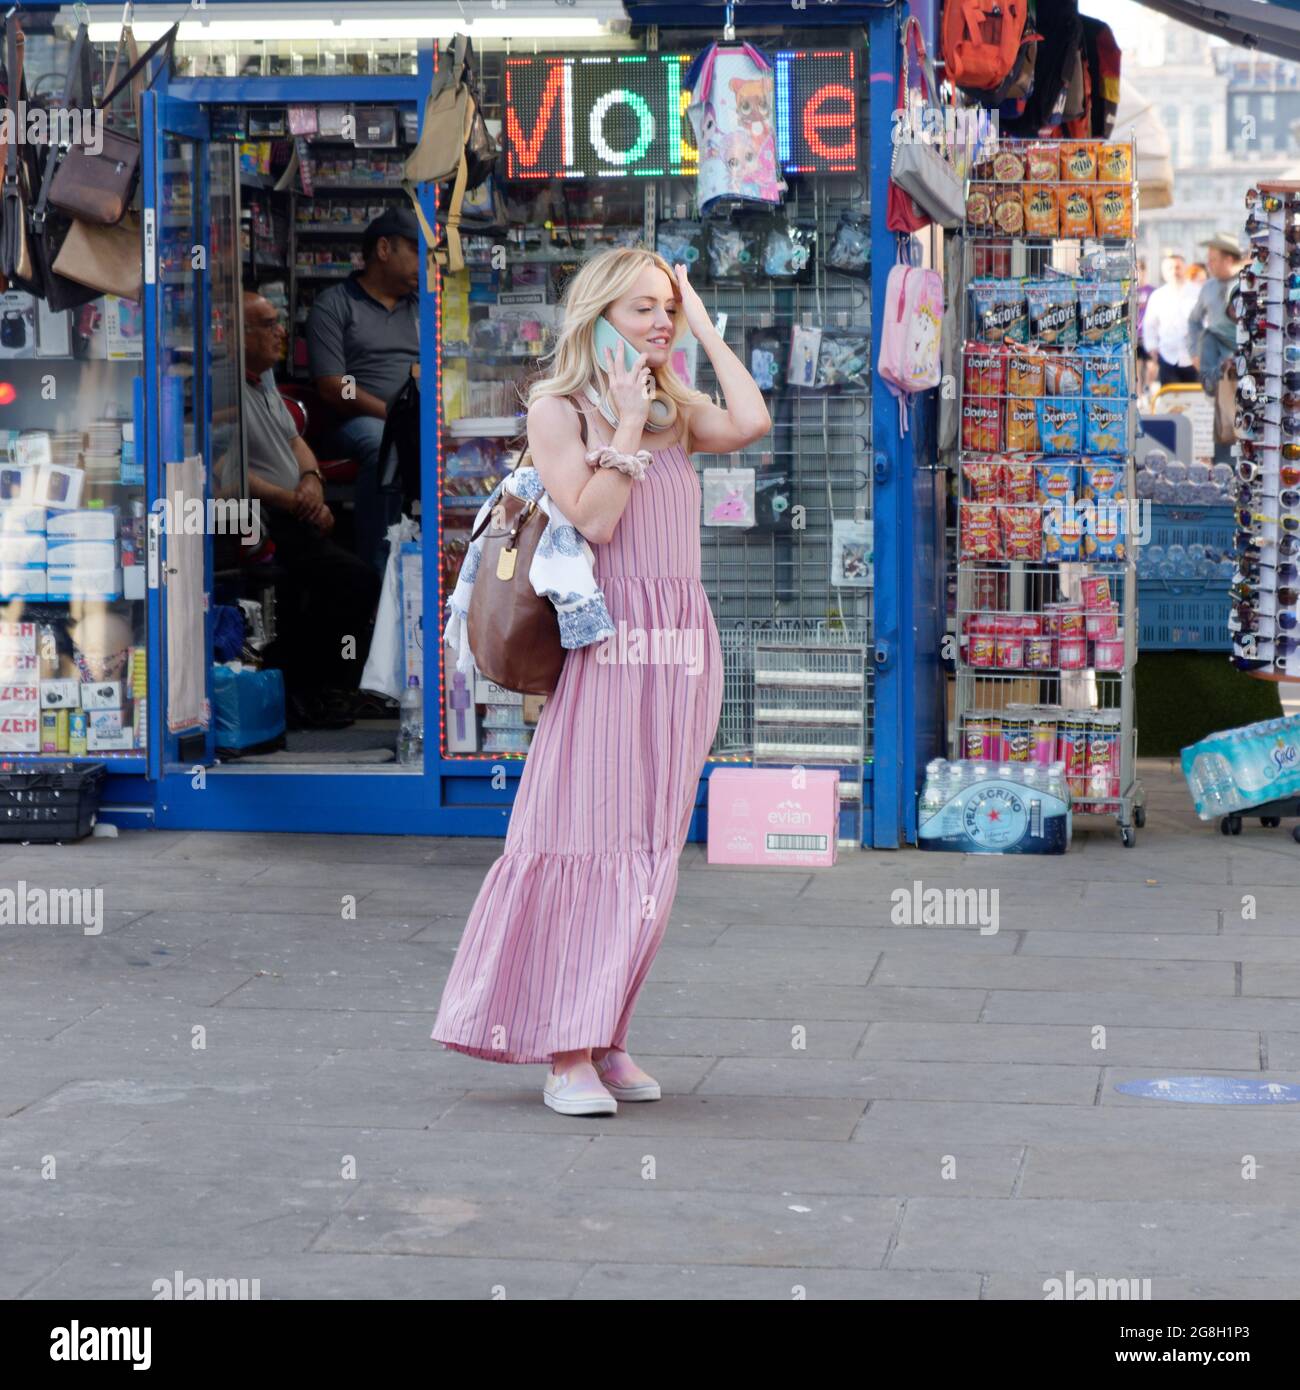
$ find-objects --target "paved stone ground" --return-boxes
[3,757,1300,1300]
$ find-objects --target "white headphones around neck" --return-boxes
[585,380,678,433]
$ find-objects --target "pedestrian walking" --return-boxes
[1141,251,1202,385]
[432,247,771,1115]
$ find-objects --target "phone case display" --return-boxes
[702,467,756,527]
[953,139,1144,843]
[1230,185,1300,678]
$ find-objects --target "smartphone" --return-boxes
[594,315,641,373]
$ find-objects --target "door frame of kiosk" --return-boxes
[143,62,459,834]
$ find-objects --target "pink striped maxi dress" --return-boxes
[431,407,724,1064]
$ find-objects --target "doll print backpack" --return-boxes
[878,264,943,432]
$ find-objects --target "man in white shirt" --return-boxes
[1141,253,1202,386]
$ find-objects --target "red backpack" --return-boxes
[943,0,1029,93]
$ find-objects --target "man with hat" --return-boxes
[1189,231,1247,463]
[1189,231,1246,390]
[307,206,421,575]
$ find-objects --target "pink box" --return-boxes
[707,767,840,868]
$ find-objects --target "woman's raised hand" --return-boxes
[603,346,653,425]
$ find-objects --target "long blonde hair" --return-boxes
[525,246,709,450]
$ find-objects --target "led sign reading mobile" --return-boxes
[504,50,857,181]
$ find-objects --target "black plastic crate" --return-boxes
[0,762,107,843]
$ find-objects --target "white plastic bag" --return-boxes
[361,517,419,698]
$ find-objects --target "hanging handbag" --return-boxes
[889,19,965,232]
[1,18,40,293]
[464,404,588,696]
[47,22,178,226]
[29,20,104,311]
[53,211,143,301]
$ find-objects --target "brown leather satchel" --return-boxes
[465,402,589,696]
[47,23,178,226]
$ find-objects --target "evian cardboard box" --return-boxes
[707,767,840,868]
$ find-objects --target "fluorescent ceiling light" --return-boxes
[86,18,611,41]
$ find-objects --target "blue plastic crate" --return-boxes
[1138,591,1231,651]
[1137,505,1233,651]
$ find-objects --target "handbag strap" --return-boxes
[105,25,145,131]
[4,19,22,192]
[468,397,589,542]
[98,21,178,113]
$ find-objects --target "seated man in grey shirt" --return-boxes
[243,292,382,728]
[307,206,420,576]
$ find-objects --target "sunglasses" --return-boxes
[1240,511,1300,533]
[1249,191,1287,212]
[1238,559,1300,583]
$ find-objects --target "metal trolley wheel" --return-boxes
[1220,814,1243,836]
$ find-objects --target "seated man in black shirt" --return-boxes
[307,207,420,576]
[242,292,382,729]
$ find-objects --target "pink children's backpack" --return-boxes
[878,262,943,432]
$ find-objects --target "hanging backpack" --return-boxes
[1001,0,1083,135]
[878,263,944,434]
[1082,15,1121,138]
[403,33,497,279]
[1061,37,1091,137]
[942,0,1028,94]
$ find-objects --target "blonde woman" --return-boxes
[432,247,771,1114]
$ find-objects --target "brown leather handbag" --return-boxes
[47,23,178,226]
[465,404,589,696]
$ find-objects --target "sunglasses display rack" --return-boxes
[1230,184,1300,680]
[952,138,1145,847]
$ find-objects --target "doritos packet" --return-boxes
[1082,347,1129,398]
[1036,398,1083,454]
[1078,280,1131,345]
[1025,279,1079,348]
[1085,399,1129,455]
[1006,398,1040,453]
[1046,352,1084,398]
[1007,350,1045,398]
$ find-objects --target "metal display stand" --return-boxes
[951,138,1145,845]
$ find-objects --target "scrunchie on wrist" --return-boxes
[585,446,652,482]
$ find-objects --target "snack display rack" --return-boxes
[952,138,1146,846]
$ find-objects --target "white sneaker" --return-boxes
[593,1050,662,1102]
[543,1063,617,1116]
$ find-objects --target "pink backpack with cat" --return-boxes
[878,263,943,431]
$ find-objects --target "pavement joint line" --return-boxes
[688,1055,726,1093]
[975,990,991,1022]
[862,952,885,988]
[880,1196,907,1270]
[852,1020,875,1059]
[18,1250,78,1300]
[1009,1145,1030,1199]
[1092,1067,1107,1107]
[1236,961,1244,997]
[1261,1032,1270,1071]
[43,1005,108,1042]
[978,1272,990,1299]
